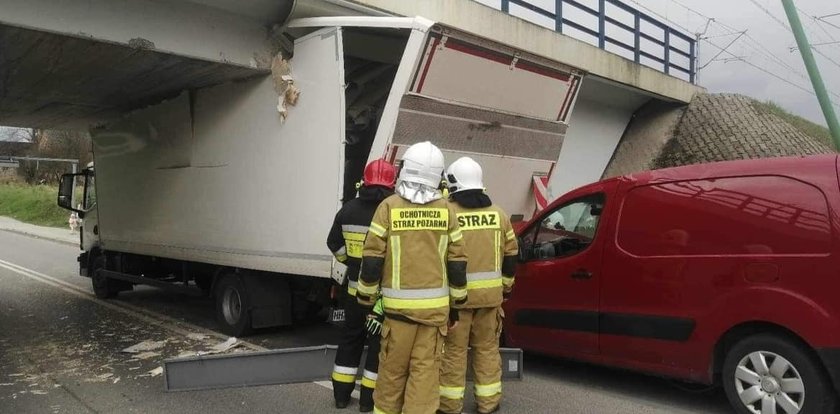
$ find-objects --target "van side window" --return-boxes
[521,193,605,261]
[617,176,831,256]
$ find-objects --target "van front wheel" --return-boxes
[722,333,836,414]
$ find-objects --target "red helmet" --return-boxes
[363,159,397,190]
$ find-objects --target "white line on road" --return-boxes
[0,258,351,397]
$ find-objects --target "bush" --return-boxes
[0,184,69,227]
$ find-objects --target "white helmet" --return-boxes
[399,141,445,188]
[446,157,484,194]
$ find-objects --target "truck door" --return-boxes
[504,181,615,356]
[374,24,583,220]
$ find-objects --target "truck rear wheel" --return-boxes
[90,253,119,299]
[722,333,837,414]
[214,273,253,337]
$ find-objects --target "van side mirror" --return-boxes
[57,173,85,215]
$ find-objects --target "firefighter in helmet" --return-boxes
[327,159,397,412]
[438,157,518,414]
[356,141,468,414]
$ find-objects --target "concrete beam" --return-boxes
[347,0,704,103]
[0,0,276,69]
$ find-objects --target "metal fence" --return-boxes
[498,0,697,83]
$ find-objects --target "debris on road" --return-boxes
[130,351,161,360]
[186,333,209,341]
[208,337,239,354]
[148,367,163,377]
[121,340,166,353]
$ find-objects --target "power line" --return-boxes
[746,0,791,30]
[700,31,747,70]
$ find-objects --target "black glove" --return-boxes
[449,308,460,324]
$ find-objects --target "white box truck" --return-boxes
[58,13,583,336]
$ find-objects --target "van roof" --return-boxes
[623,154,838,187]
[549,154,838,211]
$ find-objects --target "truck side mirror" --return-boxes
[57,173,85,215]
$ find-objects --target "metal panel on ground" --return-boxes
[163,345,523,392]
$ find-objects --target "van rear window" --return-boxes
[617,176,831,256]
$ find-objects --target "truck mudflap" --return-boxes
[162,345,523,392]
[78,252,89,277]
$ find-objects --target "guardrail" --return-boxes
[497,0,697,83]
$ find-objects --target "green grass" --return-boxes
[0,184,69,227]
[754,100,834,148]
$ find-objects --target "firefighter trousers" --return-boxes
[439,307,503,414]
[373,317,446,414]
[332,293,380,407]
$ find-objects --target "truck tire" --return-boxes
[90,253,118,299]
[214,273,253,337]
[722,333,837,414]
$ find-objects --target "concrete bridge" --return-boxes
[0,0,703,198]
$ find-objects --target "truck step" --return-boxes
[162,345,523,392]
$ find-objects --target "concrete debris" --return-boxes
[148,367,163,377]
[96,373,113,380]
[271,53,300,122]
[208,337,240,354]
[113,377,120,384]
[131,351,161,360]
[30,390,48,395]
[186,333,209,341]
[0,383,13,386]
[121,340,166,353]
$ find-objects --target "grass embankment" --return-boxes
[0,184,68,227]
[755,101,834,148]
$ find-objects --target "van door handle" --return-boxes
[570,269,592,280]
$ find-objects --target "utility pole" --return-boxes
[780,0,840,149]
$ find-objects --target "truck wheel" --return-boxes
[722,333,837,414]
[214,274,253,336]
[90,253,118,299]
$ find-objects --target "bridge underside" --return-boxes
[0,25,266,129]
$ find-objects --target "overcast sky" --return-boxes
[478,0,840,127]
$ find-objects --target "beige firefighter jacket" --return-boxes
[357,194,468,327]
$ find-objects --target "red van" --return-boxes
[504,154,840,414]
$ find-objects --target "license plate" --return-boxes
[329,308,345,323]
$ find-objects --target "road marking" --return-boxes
[0,258,354,397]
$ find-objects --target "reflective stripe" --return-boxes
[363,370,378,381]
[449,229,463,242]
[374,407,395,414]
[450,286,467,299]
[467,278,503,289]
[439,385,465,399]
[474,382,502,397]
[506,229,516,241]
[382,296,449,309]
[502,275,514,286]
[334,246,347,256]
[332,372,356,383]
[342,224,370,234]
[381,287,449,299]
[357,281,378,296]
[333,365,358,375]
[347,280,358,296]
[369,222,386,237]
[494,230,501,272]
[335,253,348,262]
[390,236,401,290]
[362,370,377,388]
[438,235,447,288]
[467,271,501,281]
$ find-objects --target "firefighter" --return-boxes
[356,141,468,414]
[438,157,518,414]
[327,159,397,412]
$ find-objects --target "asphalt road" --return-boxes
[0,230,732,413]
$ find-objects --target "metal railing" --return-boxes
[498,0,697,83]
